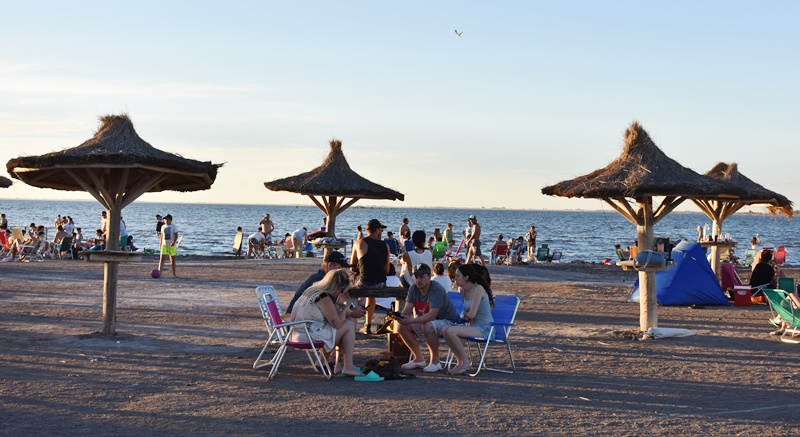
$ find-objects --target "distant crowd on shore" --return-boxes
[238,213,543,266]
[0,211,182,271]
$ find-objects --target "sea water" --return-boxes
[1,199,797,264]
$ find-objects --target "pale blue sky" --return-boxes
[1,1,798,211]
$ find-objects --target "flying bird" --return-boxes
[455,29,462,37]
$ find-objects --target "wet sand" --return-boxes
[1,256,798,436]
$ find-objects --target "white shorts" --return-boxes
[411,319,454,337]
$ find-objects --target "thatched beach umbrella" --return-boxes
[264,139,403,257]
[7,114,221,335]
[542,121,745,330]
[694,162,793,277]
[0,175,11,188]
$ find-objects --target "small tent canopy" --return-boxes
[628,240,730,306]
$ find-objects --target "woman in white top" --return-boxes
[431,262,452,291]
[290,269,363,377]
[400,230,433,288]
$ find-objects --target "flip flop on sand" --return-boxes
[354,371,383,382]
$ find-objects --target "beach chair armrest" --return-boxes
[273,319,316,329]
[489,321,515,328]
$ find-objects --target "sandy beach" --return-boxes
[1,256,798,436]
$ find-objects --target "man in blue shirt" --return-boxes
[286,251,356,314]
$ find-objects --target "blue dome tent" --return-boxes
[628,240,730,306]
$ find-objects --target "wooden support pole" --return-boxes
[637,199,657,331]
[102,260,119,336]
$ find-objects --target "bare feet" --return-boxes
[341,368,364,377]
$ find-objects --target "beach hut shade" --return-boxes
[542,122,745,202]
[692,162,792,279]
[541,121,745,331]
[265,139,403,255]
[6,114,222,336]
[695,162,793,220]
[7,114,220,196]
[264,140,403,201]
[0,176,10,188]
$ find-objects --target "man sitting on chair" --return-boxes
[286,251,360,315]
[396,264,459,373]
[750,250,776,290]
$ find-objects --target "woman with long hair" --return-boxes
[290,269,363,376]
[400,230,433,288]
[441,263,494,375]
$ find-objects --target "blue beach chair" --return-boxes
[450,295,520,377]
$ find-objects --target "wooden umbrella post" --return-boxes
[102,202,123,336]
[637,217,656,331]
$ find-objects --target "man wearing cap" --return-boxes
[465,215,485,266]
[286,251,361,315]
[396,263,460,372]
[158,214,179,277]
[351,218,391,333]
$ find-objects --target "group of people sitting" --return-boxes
[1,211,140,262]
[1,221,86,262]
[489,234,528,265]
[244,225,312,259]
[282,218,496,376]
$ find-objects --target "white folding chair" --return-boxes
[256,295,332,380]
[253,286,285,370]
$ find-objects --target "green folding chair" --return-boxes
[742,249,757,267]
[536,245,550,262]
[778,277,795,294]
[763,289,800,344]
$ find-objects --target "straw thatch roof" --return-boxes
[0,176,11,188]
[704,162,793,217]
[264,139,404,201]
[7,114,221,192]
[541,121,745,200]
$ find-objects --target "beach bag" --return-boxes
[387,332,411,362]
[363,351,415,380]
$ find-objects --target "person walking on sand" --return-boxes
[465,215,485,266]
[158,214,179,277]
